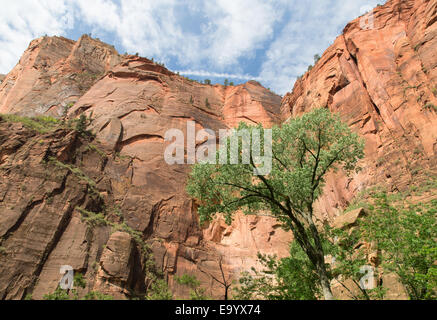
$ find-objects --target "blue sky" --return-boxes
[0,0,382,95]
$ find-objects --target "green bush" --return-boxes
[83,291,114,300]
[176,275,208,300]
[147,278,173,300]
[75,114,88,134]
[425,104,437,112]
[0,114,60,133]
[361,194,437,300]
[235,242,320,300]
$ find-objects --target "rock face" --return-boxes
[0,0,436,300]
[0,36,286,299]
[282,0,437,220]
[0,121,105,299]
[0,35,120,117]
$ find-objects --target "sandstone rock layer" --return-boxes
[0,0,436,300]
[282,0,437,220]
[0,36,285,299]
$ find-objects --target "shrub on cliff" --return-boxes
[175,274,209,300]
[361,193,437,300]
[147,278,174,300]
[0,114,60,133]
[234,242,320,300]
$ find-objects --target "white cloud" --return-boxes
[117,0,197,63]
[0,0,385,96]
[0,0,74,74]
[70,0,281,70]
[175,70,261,81]
[202,0,281,68]
[74,0,120,32]
[259,0,382,94]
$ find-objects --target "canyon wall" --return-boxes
[0,35,288,300]
[0,0,436,300]
[282,0,437,220]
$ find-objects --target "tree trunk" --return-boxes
[286,208,335,300]
[318,263,334,300]
[306,209,334,300]
[303,240,335,300]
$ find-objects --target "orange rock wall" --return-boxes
[282,0,437,220]
[0,0,436,300]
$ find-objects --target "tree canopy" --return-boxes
[187,108,365,299]
[188,108,364,226]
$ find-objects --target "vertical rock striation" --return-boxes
[0,0,435,300]
[282,0,437,220]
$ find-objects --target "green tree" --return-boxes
[83,291,114,300]
[176,274,208,300]
[324,225,380,300]
[204,79,212,85]
[224,79,229,87]
[187,108,364,300]
[235,242,320,300]
[75,114,88,134]
[362,194,437,300]
[147,278,174,300]
[43,287,72,300]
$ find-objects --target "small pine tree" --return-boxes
[75,114,88,134]
[147,279,174,300]
[176,275,208,300]
[205,98,210,109]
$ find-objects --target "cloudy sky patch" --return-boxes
[0,0,382,95]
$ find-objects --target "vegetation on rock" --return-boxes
[187,108,365,300]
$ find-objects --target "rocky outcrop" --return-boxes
[332,208,367,230]
[0,120,109,299]
[0,75,5,84]
[280,0,436,299]
[282,0,437,220]
[0,35,120,117]
[65,54,287,299]
[0,36,286,299]
[0,0,436,300]
[0,119,219,300]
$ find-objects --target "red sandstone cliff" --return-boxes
[0,35,286,300]
[0,35,120,117]
[282,0,437,221]
[0,0,436,300]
